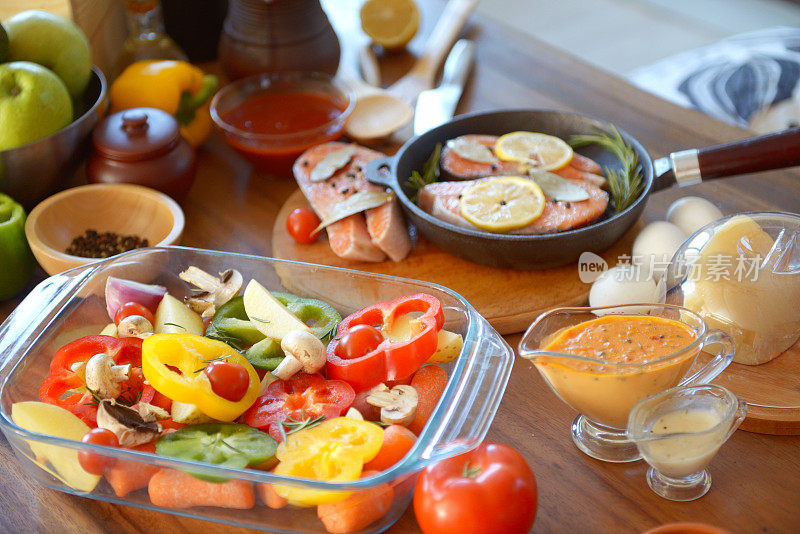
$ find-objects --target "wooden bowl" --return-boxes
[25,183,185,275]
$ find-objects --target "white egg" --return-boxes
[589,264,663,315]
[632,221,687,279]
[667,196,724,235]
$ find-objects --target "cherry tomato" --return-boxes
[413,442,537,534]
[286,208,321,244]
[114,302,155,327]
[78,428,120,475]
[336,324,384,359]
[204,361,250,402]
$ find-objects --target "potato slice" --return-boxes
[243,280,309,341]
[11,402,100,492]
[155,294,204,335]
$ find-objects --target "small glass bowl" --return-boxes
[627,385,746,501]
[210,71,354,175]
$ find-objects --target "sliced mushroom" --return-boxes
[273,330,326,380]
[179,266,243,318]
[117,315,154,338]
[81,353,131,399]
[366,384,418,426]
[136,402,170,422]
[96,399,161,447]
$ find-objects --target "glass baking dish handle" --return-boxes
[415,314,514,466]
[0,267,95,377]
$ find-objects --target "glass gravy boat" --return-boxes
[627,385,747,501]
[519,304,734,463]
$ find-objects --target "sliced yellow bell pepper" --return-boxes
[273,418,384,506]
[141,334,260,421]
[109,60,218,147]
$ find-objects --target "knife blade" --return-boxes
[414,39,475,136]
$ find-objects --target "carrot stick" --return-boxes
[105,442,159,497]
[257,482,288,509]
[408,365,448,435]
[316,471,394,534]
[148,468,255,509]
[363,425,416,472]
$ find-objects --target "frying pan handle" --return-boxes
[363,156,396,189]
[691,126,800,182]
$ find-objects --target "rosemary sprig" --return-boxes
[568,126,644,213]
[162,322,186,330]
[405,143,442,201]
[205,331,245,351]
[277,411,326,443]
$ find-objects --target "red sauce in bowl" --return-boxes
[217,90,349,174]
[222,93,344,135]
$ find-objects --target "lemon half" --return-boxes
[460,177,546,232]
[360,0,420,50]
[494,131,573,171]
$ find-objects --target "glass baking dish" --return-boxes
[0,246,513,533]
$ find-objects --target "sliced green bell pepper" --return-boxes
[206,293,341,369]
[155,423,278,481]
[0,194,34,301]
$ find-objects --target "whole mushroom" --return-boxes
[273,330,326,380]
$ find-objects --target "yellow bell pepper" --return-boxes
[109,60,218,147]
[141,334,260,421]
[273,418,384,506]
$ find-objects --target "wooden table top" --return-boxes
[1,1,799,533]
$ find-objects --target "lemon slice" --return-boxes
[494,131,573,171]
[360,0,420,50]
[460,177,546,232]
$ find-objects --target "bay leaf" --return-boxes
[446,137,498,164]
[310,146,357,182]
[528,169,590,202]
[315,191,393,232]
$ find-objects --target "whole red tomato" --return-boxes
[286,208,321,244]
[413,442,537,534]
[204,361,250,402]
[78,428,119,475]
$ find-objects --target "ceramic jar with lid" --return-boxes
[87,108,197,202]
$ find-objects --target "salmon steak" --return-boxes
[293,143,412,262]
[441,134,607,187]
[419,171,609,234]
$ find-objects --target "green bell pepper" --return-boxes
[155,423,278,482]
[205,293,341,369]
[0,194,34,300]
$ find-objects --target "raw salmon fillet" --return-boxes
[418,176,609,234]
[440,134,606,186]
[293,143,411,262]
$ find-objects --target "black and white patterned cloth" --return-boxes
[629,27,800,133]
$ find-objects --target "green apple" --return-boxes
[0,61,73,151]
[0,23,8,62]
[5,10,91,98]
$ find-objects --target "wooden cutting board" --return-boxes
[713,339,800,435]
[272,189,640,335]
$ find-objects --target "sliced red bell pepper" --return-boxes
[40,335,146,426]
[49,335,143,374]
[243,373,355,441]
[326,293,444,391]
[39,371,98,425]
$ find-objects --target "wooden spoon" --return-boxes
[387,0,479,105]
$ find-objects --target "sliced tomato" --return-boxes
[243,373,355,441]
